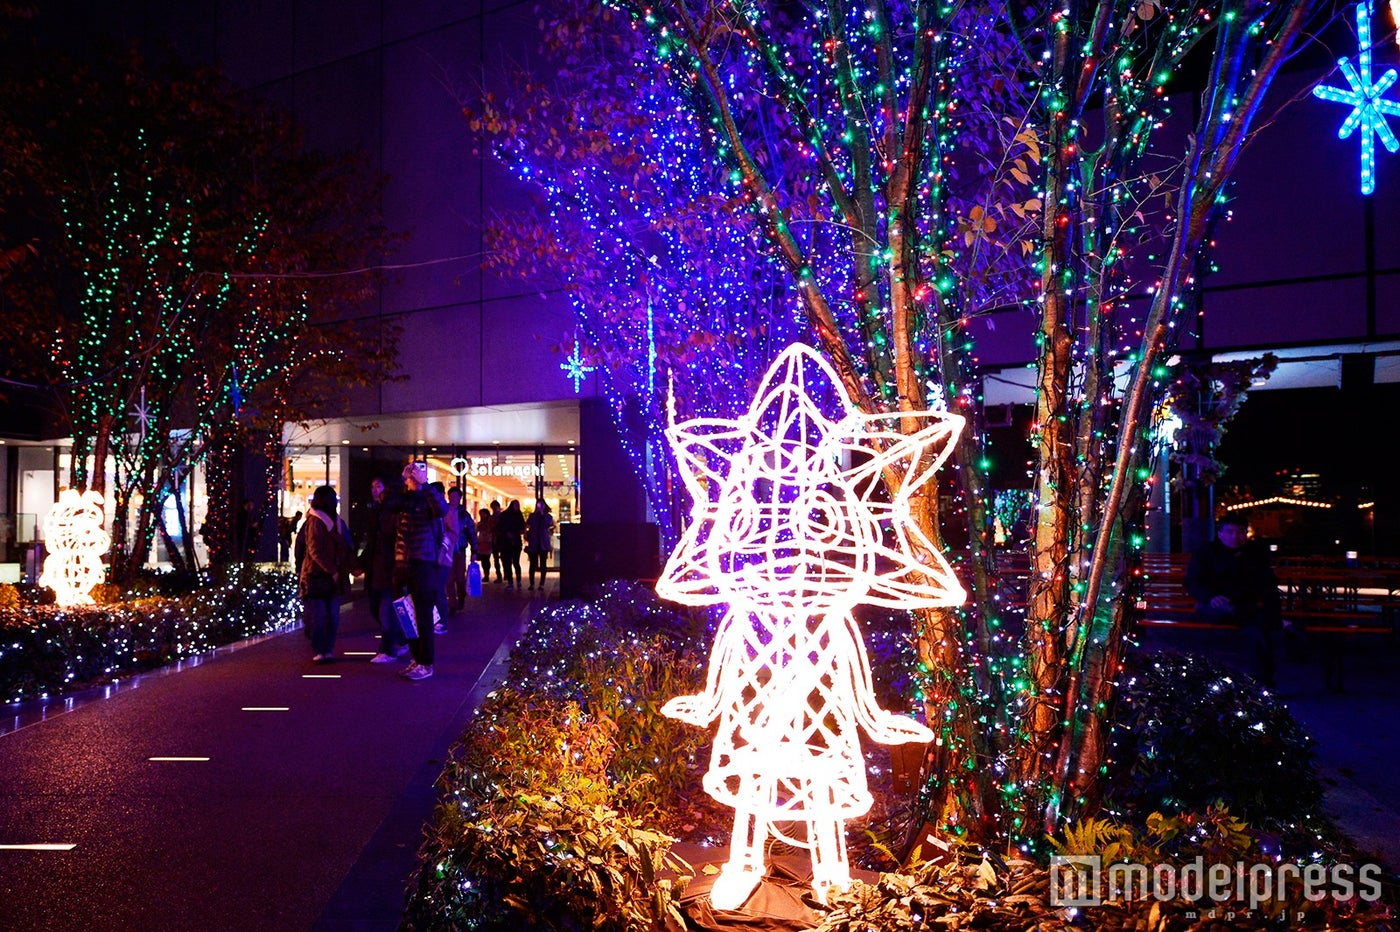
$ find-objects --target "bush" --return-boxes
[0,570,299,702]
[816,810,1395,930]
[0,583,18,610]
[502,581,712,820]
[404,583,709,930]
[1104,651,1326,844]
[405,590,1397,930]
[404,687,692,931]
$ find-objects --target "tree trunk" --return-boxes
[907,484,997,843]
[86,414,114,496]
[1017,85,1078,840]
[203,434,238,568]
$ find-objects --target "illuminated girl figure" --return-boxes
[39,489,112,607]
[658,344,966,910]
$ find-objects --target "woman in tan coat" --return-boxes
[299,485,355,663]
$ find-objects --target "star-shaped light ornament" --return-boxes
[560,339,595,393]
[657,343,966,911]
[1313,1,1400,194]
[129,386,152,441]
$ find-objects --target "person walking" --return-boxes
[278,510,302,565]
[363,478,406,663]
[446,486,475,613]
[488,500,506,583]
[496,499,526,590]
[388,462,448,681]
[525,500,554,591]
[430,481,457,635]
[299,486,355,664]
[475,506,496,583]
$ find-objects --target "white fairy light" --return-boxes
[39,489,111,607]
[657,343,966,910]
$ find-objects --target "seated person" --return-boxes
[1185,513,1281,685]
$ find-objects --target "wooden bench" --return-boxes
[1134,553,1398,690]
[1135,554,1205,628]
[1136,555,1396,626]
[982,550,1397,639]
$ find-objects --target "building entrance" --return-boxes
[278,444,580,547]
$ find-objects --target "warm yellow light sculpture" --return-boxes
[658,343,966,910]
[39,489,111,607]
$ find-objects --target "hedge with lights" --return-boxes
[0,570,299,704]
[402,582,710,931]
[403,583,1393,929]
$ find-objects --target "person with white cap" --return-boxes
[387,460,449,680]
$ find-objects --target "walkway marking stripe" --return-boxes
[241,707,290,711]
[0,843,77,850]
[148,756,210,762]
[342,651,377,657]
[302,674,341,679]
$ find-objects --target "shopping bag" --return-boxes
[468,561,483,597]
[392,595,418,639]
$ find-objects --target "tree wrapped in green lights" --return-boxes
[1,43,394,582]
[55,153,214,581]
[580,0,1325,850]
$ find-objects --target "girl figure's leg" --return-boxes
[808,818,851,904]
[709,808,767,910]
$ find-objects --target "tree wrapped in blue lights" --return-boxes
[471,0,1328,849]
[462,5,820,544]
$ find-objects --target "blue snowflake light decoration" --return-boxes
[1313,1,1400,195]
[560,340,595,393]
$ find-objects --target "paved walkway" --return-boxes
[0,585,536,932]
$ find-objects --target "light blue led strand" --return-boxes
[1312,0,1400,194]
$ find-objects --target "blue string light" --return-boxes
[1312,1,1400,195]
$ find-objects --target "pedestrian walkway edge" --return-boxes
[311,603,533,931]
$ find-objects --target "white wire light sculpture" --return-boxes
[39,489,112,607]
[657,343,966,910]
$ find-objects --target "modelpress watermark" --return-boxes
[1050,854,1384,912]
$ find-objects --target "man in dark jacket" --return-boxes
[388,462,448,681]
[1186,513,1281,685]
[362,478,402,662]
[446,486,475,613]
